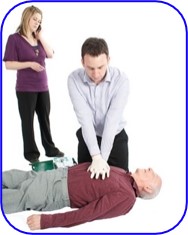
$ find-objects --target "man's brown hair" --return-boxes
[81,37,109,59]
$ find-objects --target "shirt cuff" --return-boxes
[40,214,53,229]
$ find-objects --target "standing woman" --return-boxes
[3,5,64,163]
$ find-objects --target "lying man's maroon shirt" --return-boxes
[41,162,139,228]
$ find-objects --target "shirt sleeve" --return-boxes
[40,191,135,228]
[67,73,100,156]
[101,74,129,161]
[3,35,19,61]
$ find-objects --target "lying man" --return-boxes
[2,162,162,230]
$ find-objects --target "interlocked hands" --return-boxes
[87,154,110,180]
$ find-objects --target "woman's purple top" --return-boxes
[3,33,49,92]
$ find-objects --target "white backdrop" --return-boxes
[1,1,187,234]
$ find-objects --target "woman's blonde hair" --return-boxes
[16,5,42,38]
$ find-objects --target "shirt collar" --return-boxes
[132,180,140,197]
[83,67,111,84]
[127,172,140,197]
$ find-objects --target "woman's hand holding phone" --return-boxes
[34,25,42,40]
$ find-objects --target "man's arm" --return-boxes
[27,191,135,230]
[68,74,110,179]
[101,75,129,161]
[67,74,100,156]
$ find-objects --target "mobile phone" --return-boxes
[32,25,41,38]
[37,25,41,32]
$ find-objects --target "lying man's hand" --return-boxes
[87,154,110,180]
[27,214,41,230]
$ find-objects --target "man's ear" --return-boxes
[143,185,153,194]
[81,58,84,67]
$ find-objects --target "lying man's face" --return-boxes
[133,168,162,199]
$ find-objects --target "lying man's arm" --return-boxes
[27,191,136,230]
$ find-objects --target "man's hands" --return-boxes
[27,214,41,230]
[87,154,110,180]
